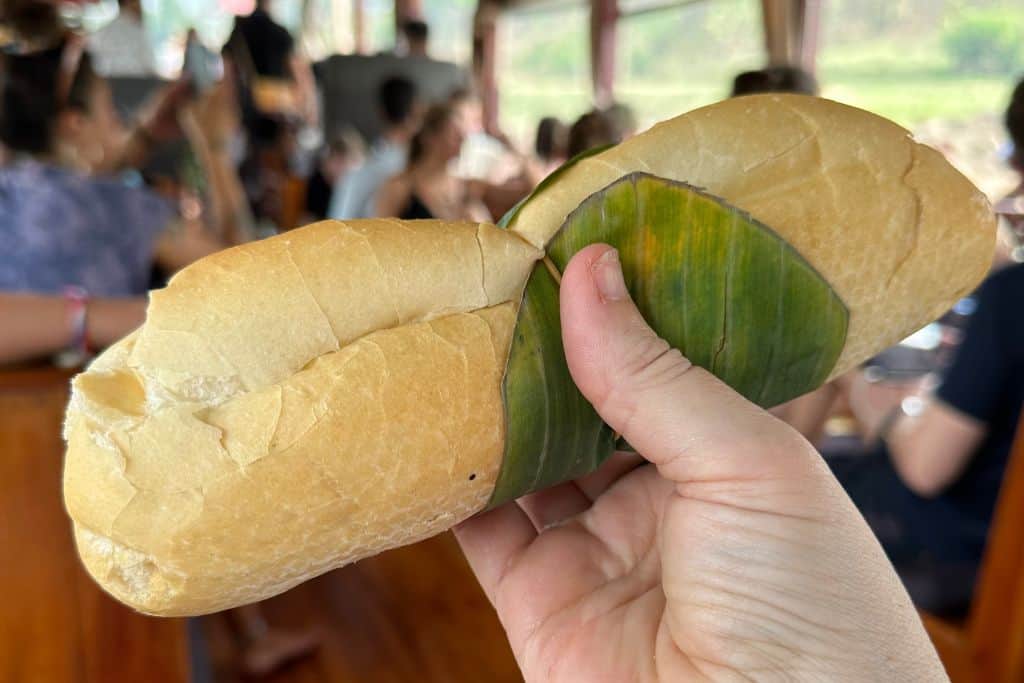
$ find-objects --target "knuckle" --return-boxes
[599,332,695,436]
[611,331,693,396]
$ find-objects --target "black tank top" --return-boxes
[398,193,435,220]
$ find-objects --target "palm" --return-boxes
[456,244,947,682]
[456,444,926,682]
[488,463,695,682]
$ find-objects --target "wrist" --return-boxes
[875,396,924,443]
[55,286,91,368]
[65,286,90,351]
[86,298,147,350]
[874,406,902,443]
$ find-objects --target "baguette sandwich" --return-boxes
[64,94,995,616]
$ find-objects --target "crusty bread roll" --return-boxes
[510,94,994,375]
[64,95,994,616]
[65,220,539,616]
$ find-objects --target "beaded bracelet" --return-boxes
[63,285,90,355]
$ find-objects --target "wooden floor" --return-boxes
[202,533,522,683]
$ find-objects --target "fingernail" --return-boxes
[592,248,629,301]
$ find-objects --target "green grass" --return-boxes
[821,75,1014,129]
[818,40,1016,128]
[500,74,1013,144]
[498,39,1019,144]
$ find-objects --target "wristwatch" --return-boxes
[878,396,925,442]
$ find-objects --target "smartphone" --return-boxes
[184,38,222,95]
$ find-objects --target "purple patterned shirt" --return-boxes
[0,159,172,296]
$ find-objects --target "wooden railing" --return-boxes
[0,368,188,683]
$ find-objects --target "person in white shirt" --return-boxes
[86,0,156,78]
[328,77,421,219]
[449,88,508,182]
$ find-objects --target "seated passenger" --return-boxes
[827,261,1022,616]
[602,101,637,140]
[328,76,421,219]
[731,65,819,97]
[375,103,490,222]
[776,80,1024,615]
[305,130,364,222]
[567,109,618,157]
[448,88,545,217]
[398,18,430,59]
[534,116,569,174]
[0,36,235,364]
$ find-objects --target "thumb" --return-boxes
[560,244,809,485]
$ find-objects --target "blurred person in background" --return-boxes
[376,103,489,221]
[86,0,156,78]
[731,65,819,97]
[398,19,429,59]
[534,116,568,174]
[329,76,420,219]
[820,260,1024,617]
[603,101,637,140]
[305,129,364,221]
[0,30,236,365]
[995,75,1024,260]
[377,103,542,222]
[771,77,1024,617]
[450,87,507,181]
[223,0,317,139]
[1,14,316,667]
[449,87,543,217]
[223,0,310,231]
[567,108,618,157]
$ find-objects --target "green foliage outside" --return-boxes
[134,0,1022,146]
[497,0,1023,145]
[941,8,1024,75]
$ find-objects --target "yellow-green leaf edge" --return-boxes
[488,172,849,509]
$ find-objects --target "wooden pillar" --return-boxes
[474,1,500,134]
[395,0,424,29]
[353,0,367,54]
[590,0,618,108]
[761,0,820,73]
[800,0,820,74]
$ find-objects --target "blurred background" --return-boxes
[79,0,1024,196]
[3,1,1024,682]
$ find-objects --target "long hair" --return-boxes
[407,103,454,168]
[535,116,567,162]
[0,38,96,154]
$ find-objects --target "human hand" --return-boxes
[836,369,929,443]
[180,78,241,153]
[454,244,946,682]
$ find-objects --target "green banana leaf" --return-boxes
[488,172,848,508]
